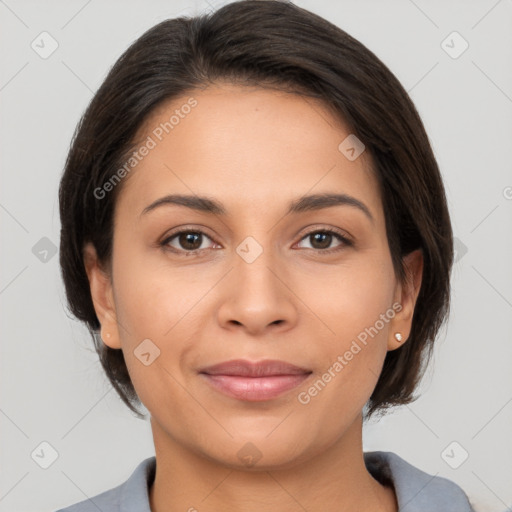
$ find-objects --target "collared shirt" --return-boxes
[55,451,475,511]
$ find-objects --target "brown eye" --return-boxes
[177,232,203,250]
[296,229,352,253]
[309,232,333,250]
[161,230,216,253]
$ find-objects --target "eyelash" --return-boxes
[159,227,353,256]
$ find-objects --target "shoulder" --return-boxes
[364,451,476,512]
[54,456,156,512]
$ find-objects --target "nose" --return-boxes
[216,238,298,336]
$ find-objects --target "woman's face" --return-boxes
[86,83,421,469]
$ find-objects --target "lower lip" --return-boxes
[200,373,311,401]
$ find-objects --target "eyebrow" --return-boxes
[140,192,374,223]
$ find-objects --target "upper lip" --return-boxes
[199,359,312,377]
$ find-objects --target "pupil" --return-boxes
[313,232,331,249]
[181,232,200,249]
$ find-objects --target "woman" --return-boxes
[56,1,475,510]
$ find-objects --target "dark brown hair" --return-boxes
[59,0,453,419]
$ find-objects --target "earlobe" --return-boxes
[388,249,424,351]
[83,242,122,349]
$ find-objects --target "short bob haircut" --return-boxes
[59,0,453,419]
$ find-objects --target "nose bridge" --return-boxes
[216,229,297,332]
[234,232,281,296]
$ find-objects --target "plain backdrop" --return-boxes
[1,1,511,511]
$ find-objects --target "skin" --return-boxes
[84,83,423,512]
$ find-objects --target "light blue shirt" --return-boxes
[55,451,475,511]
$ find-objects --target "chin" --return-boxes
[199,431,316,472]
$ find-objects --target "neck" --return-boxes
[148,414,397,512]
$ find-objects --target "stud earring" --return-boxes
[394,332,403,343]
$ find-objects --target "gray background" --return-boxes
[1,0,511,511]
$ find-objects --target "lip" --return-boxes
[199,359,312,401]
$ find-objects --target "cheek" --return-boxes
[311,253,396,343]
[299,255,395,404]
[110,248,222,400]
[112,244,209,341]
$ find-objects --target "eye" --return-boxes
[161,229,218,254]
[160,227,352,255]
[295,228,352,253]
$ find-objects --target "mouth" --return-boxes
[198,359,313,401]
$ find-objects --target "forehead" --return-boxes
[115,84,381,222]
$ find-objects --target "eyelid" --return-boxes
[295,224,353,244]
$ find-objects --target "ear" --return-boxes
[388,249,423,351]
[83,242,121,349]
